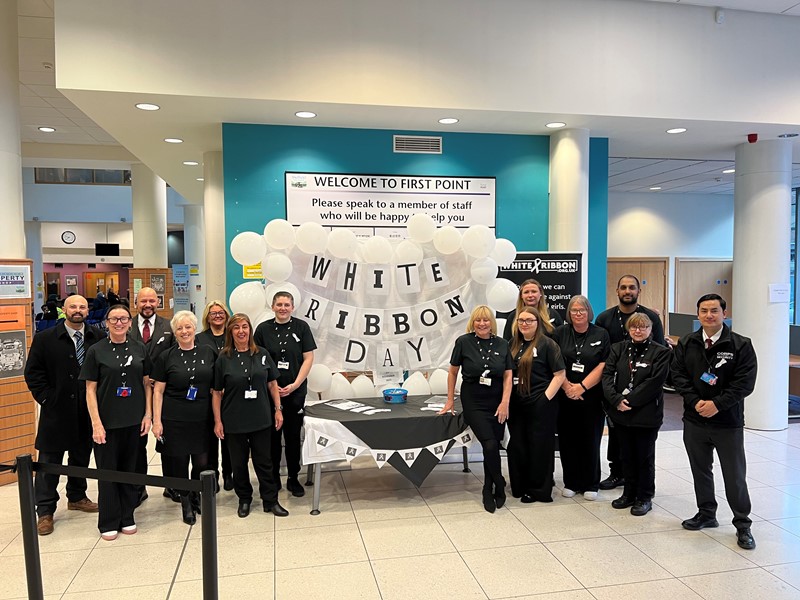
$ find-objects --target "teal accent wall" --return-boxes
[588,137,609,311]
[222,124,550,293]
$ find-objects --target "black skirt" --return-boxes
[460,380,504,443]
[157,418,210,456]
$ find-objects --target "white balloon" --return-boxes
[490,238,517,267]
[455,371,463,394]
[296,222,328,254]
[428,369,449,394]
[496,317,507,337]
[230,231,267,266]
[403,374,431,396]
[252,309,275,328]
[363,236,393,264]
[407,213,436,243]
[433,226,462,255]
[263,219,295,250]
[470,257,499,284]
[329,373,354,399]
[262,252,293,282]
[486,278,520,312]
[394,239,423,265]
[307,364,332,392]
[228,282,266,316]
[462,225,496,259]
[327,228,358,259]
[264,282,301,310]
[350,374,375,398]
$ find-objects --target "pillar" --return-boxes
[24,221,44,304]
[733,139,792,431]
[131,163,168,267]
[549,128,590,295]
[183,203,207,315]
[203,151,226,304]
[0,2,25,258]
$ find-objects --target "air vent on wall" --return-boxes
[393,135,442,154]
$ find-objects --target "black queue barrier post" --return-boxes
[16,454,44,600]
[199,470,218,600]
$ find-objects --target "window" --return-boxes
[792,187,799,323]
[34,168,132,186]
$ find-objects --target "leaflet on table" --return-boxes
[325,400,393,415]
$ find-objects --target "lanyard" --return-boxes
[616,308,632,340]
[274,319,293,360]
[627,340,650,386]
[514,339,532,363]
[109,338,131,388]
[571,328,588,363]
[474,334,494,376]
[236,350,255,389]
[180,346,198,385]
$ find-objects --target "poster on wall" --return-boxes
[0,265,31,300]
[285,172,496,231]
[0,331,27,379]
[150,274,166,294]
[498,252,583,320]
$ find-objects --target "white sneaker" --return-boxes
[583,491,598,501]
[561,488,576,498]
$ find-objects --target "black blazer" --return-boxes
[25,322,106,452]
[127,314,175,363]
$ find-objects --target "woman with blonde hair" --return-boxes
[503,278,563,340]
[440,305,513,513]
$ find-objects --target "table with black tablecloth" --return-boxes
[302,395,474,514]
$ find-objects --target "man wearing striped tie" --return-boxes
[25,295,106,536]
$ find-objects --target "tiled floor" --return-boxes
[3,425,800,599]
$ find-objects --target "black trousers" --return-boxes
[461,381,505,490]
[617,424,659,501]
[207,430,232,480]
[94,425,140,533]
[161,452,210,496]
[557,395,605,492]
[683,419,752,529]
[507,394,558,500]
[35,439,93,517]
[226,428,278,504]
[272,392,304,481]
[135,432,148,497]
[606,417,624,477]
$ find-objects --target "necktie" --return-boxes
[705,338,713,349]
[75,331,85,366]
[142,319,151,343]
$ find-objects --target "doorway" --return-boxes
[606,258,669,332]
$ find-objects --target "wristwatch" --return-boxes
[276,405,283,411]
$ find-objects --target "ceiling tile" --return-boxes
[17,0,54,18]
[17,37,54,58]
[24,84,64,98]
[20,105,63,118]
[17,16,54,39]
[18,83,36,97]
[19,69,55,86]
[19,96,51,108]
[45,96,80,109]
[58,107,92,120]
[86,128,119,143]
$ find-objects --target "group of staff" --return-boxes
[440,277,758,550]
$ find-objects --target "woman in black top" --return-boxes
[503,278,564,340]
[602,313,670,516]
[441,305,513,513]
[81,304,152,541]
[197,300,233,491]
[152,310,216,525]
[254,291,316,497]
[508,307,566,503]
[212,313,288,518]
[553,295,610,501]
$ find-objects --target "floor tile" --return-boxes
[350,487,432,522]
[273,492,356,530]
[775,484,800,499]
[625,529,756,576]
[358,516,455,559]
[773,516,800,536]
[62,583,170,599]
[748,486,800,520]
[496,592,595,600]
[170,571,275,599]
[0,523,19,553]
[371,552,486,600]
[0,549,90,599]
[510,503,615,542]
[701,521,800,567]
[275,523,366,570]
[587,578,703,600]
[189,501,277,539]
[1,511,99,555]
[416,464,482,488]
[437,509,538,550]
[419,482,493,516]
[274,561,380,599]
[340,468,417,493]
[582,499,684,534]
[461,543,582,597]
[176,532,274,580]
[680,567,800,599]
[545,536,671,587]
[764,562,800,590]
[651,492,737,524]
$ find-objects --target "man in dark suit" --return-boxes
[127,286,175,503]
[25,295,106,535]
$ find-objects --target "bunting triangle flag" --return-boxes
[400,448,423,468]
[343,443,367,462]
[370,449,392,469]
[425,441,449,461]
[451,427,475,448]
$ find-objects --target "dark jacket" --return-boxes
[25,322,105,451]
[128,314,175,363]
[671,324,757,428]
[602,340,670,428]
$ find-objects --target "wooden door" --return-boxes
[675,259,733,317]
[44,272,60,300]
[606,258,669,331]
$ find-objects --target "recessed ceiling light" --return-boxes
[135,103,160,111]
[722,168,735,174]
[38,126,56,133]
[164,138,183,144]
[183,161,199,166]
[649,186,662,191]
[778,133,799,138]
[438,117,459,125]
[196,178,204,182]
[295,111,316,119]
[546,122,567,129]
[666,127,687,134]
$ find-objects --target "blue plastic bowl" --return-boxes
[383,388,408,404]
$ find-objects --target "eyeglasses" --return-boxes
[629,325,652,331]
[107,316,131,324]
[209,311,226,318]
[569,308,587,315]
[516,319,538,326]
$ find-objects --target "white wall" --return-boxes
[608,191,734,312]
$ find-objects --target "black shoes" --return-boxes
[682,513,719,530]
[599,475,625,490]
[180,495,196,525]
[136,490,149,508]
[482,487,496,513]
[237,501,251,518]
[736,528,756,550]
[612,495,635,509]
[223,475,234,491]
[494,478,506,509]
[631,500,652,516]
[520,494,535,504]
[286,478,306,497]
[264,501,289,517]
[163,488,181,503]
